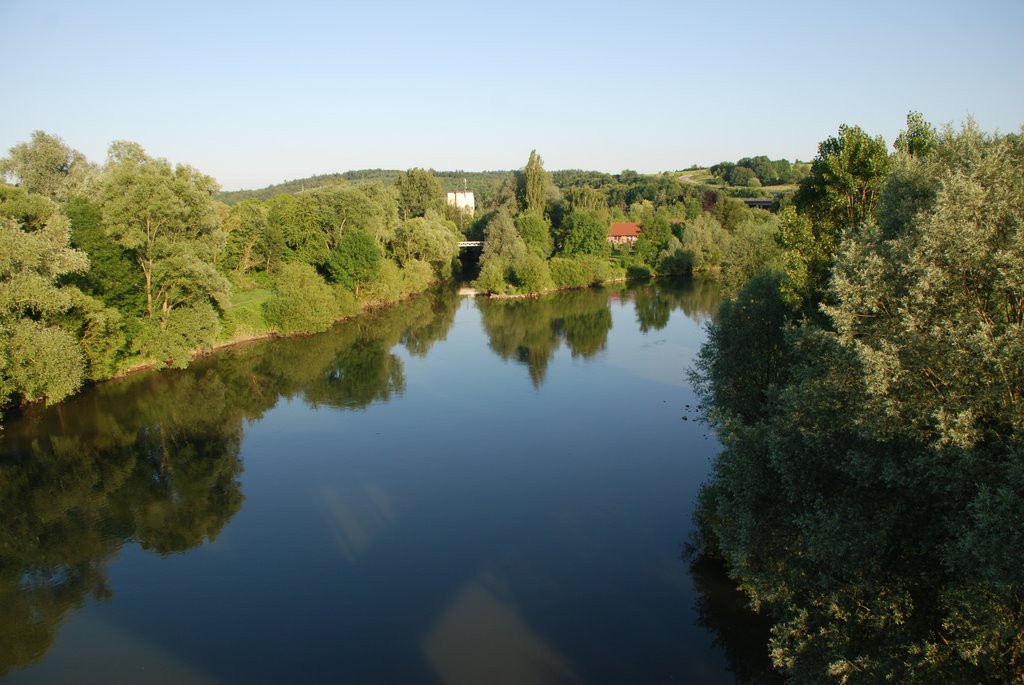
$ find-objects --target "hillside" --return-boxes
[216,169,515,206]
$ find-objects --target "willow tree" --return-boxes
[0,130,95,203]
[0,186,88,413]
[693,121,1024,683]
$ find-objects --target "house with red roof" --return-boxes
[608,222,641,246]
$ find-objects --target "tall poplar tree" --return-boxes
[522,150,547,213]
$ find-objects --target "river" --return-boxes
[0,279,777,684]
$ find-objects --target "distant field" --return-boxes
[677,169,797,193]
[678,168,714,183]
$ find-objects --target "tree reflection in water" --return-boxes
[0,285,461,676]
[478,278,720,387]
[689,555,784,684]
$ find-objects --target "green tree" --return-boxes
[634,210,672,267]
[396,168,442,220]
[100,142,229,325]
[473,209,526,293]
[692,121,1024,683]
[222,199,270,273]
[263,262,340,334]
[391,213,460,278]
[65,196,146,317]
[519,149,548,213]
[894,110,938,158]
[325,227,381,293]
[514,208,553,258]
[680,214,730,273]
[559,210,609,257]
[0,131,95,203]
[793,124,892,240]
[563,185,607,215]
[721,217,781,295]
[0,186,89,412]
[727,165,760,187]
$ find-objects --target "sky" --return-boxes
[2,0,1022,191]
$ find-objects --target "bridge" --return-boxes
[458,240,483,248]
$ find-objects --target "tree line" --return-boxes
[0,129,863,426]
[709,156,811,188]
[466,149,801,295]
[689,113,1023,682]
[0,133,472,426]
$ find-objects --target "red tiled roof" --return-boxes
[609,222,641,237]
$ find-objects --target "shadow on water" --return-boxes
[689,554,785,684]
[0,286,460,677]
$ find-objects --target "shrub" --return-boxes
[263,263,339,334]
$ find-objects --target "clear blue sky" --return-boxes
[2,0,1022,191]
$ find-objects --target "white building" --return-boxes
[446,190,475,216]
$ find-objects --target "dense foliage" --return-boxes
[691,117,1023,682]
[0,134,465,425]
[0,129,837,423]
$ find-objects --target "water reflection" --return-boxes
[477,279,720,387]
[0,372,245,676]
[0,279,759,681]
[318,482,398,563]
[689,555,784,684]
[424,574,579,685]
[477,289,613,387]
[0,286,460,676]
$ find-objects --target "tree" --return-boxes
[634,210,672,267]
[721,218,782,295]
[222,199,270,273]
[0,186,89,412]
[727,165,760,187]
[559,210,609,257]
[793,124,891,239]
[515,208,553,258]
[692,121,1024,683]
[325,227,381,293]
[263,263,339,334]
[100,142,228,324]
[99,143,229,366]
[396,168,442,220]
[680,214,730,272]
[0,131,95,203]
[894,110,938,158]
[519,149,548,213]
[391,213,460,277]
[65,196,147,317]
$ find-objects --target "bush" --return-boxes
[400,258,434,295]
[474,257,510,294]
[549,255,613,289]
[263,263,339,334]
[510,254,554,292]
[360,259,405,305]
[134,303,221,368]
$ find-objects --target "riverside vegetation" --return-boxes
[689,114,1023,682]
[1,135,792,426]
[2,114,1019,681]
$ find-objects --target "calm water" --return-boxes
[0,279,776,684]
